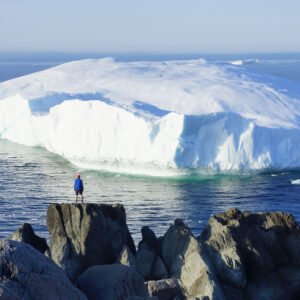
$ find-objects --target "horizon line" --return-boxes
[1,51,300,56]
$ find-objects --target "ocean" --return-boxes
[1,52,300,242]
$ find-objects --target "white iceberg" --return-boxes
[291,179,300,185]
[229,59,259,66]
[0,58,300,176]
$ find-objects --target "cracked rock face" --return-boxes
[47,203,135,281]
[161,219,225,300]
[201,208,300,300]
[0,240,86,300]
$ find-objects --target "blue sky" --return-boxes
[0,0,299,53]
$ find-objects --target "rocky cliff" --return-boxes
[200,208,300,300]
[2,204,300,300]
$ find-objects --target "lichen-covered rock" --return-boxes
[200,208,300,300]
[9,223,49,254]
[77,264,148,300]
[47,203,135,281]
[0,240,87,300]
[146,278,185,300]
[161,219,224,299]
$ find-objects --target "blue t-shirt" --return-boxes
[74,178,84,191]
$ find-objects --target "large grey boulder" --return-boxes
[200,208,300,300]
[161,219,224,299]
[0,239,86,300]
[146,278,185,300]
[77,264,148,300]
[9,223,49,255]
[47,203,135,281]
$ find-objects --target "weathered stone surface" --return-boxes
[116,245,137,270]
[136,242,168,281]
[146,278,185,300]
[200,208,300,300]
[0,240,86,300]
[77,264,148,300]
[47,203,135,281]
[9,223,49,254]
[200,209,246,289]
[161,219,224,299]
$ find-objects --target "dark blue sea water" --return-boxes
[1,53,300,242]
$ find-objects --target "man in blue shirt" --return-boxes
[74,174,84,203]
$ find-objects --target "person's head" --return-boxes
[77,174,81,179]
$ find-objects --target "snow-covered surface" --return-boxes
[1,58,300,175]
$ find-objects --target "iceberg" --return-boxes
[291,179,300,185]
[229,59,260,65]
[1,58,300,176]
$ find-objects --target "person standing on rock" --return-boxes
[74,174,84,203]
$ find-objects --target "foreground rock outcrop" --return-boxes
[200,208,300,300]
[47,203,135,281]
[77,264,148,300]
[0,240,86,299]
[36,202,300,300]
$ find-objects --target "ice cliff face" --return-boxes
[0,58,300,175]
